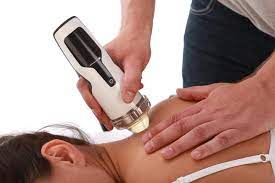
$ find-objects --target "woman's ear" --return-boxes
[41,139,86,167]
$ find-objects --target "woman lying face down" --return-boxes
[0,96,274,183]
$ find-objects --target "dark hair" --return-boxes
[0,125,91,183]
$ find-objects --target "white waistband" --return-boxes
[173,129,275,183]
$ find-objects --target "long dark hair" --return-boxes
[0,125,91,183]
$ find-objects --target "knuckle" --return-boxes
[206,107,217,115]
[172,141,186,155]
[216,134,230,147]
[105,45,112,53]
[87,100,98,110]
[76,80,83,90]
[171,113,181,123]
[193,126,207,140]
[174,120,188,134]
[148,124,164,137]
[147,129,157,139]
[223,112,235,121]
[169,145,179,155]
[105,43,115,55]
[123,76,137,87]
[92,103,100,110]
[140,52,151,63]
[147,128,157,137]
[96,115,105,122]
[200,144,211,156]
[77,79,88,91]
[150,138,160,149]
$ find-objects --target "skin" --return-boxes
[36,97,274,183]
[36,140,118,183]
[77,0,155,130]
[78,0,275,161]
[143,52,275,160]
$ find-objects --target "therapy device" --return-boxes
[53,16,151,133]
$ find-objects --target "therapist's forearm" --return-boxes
[120,0,155,40]
[255,51,275,93]
[254,51,275,127]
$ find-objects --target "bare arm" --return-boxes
[120,0,155,41]
[255,51,275,104]
[77,0,156,130]
[142,51,275,161]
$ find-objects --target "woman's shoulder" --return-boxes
[114,96,273,183]
[148,96,194,127]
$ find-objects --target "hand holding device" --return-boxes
[54,17,151,133]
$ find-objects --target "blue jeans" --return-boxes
[182,0,275,87]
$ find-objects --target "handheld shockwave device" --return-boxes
[53,16,151,133]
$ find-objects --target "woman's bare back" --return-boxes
[105,97,274,183]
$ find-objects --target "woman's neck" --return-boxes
[93,97,194,182]
[85,144,123,182]
[98,96,273,183]
[101,134,149,183]
[100,141,132,183]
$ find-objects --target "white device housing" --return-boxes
[53,17,150,130]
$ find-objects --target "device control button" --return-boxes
[108,78,116,86]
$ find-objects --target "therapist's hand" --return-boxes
[77,30,151,130]
[104,30,150,102]
[142,77,275,160]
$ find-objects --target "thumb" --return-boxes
[121,58,143,103]
[176,83,226,101]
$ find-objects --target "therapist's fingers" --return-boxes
[176,83,227,101]
[120,57,143,103]
[142,102,210,152]
[77,77,113,130]
[77,77,101,113]
[191,129,242,160]
[144,112,209,154]
[142,103,203,144]
[160,120,224,159]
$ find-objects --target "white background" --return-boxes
[0,0,191,137]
